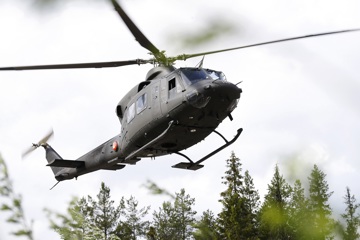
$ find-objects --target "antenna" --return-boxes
[50,181,61,190]
[196,56,205,68]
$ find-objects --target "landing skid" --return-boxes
[172,128,243,170]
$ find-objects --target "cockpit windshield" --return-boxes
[205,69,227,82]
[180,68,227,85]
[180,68,211,85]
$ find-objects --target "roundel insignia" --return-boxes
[112,141,119,152]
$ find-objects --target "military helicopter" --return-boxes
[0,0,358,189]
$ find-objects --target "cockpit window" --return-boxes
[136,93,147,114]
[127,103,135,124]
[205,69,227,81]
[180,68,211,85]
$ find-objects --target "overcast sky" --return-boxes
[0,0,359,239]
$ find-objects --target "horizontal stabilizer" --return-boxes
[47,159,85,168]
[172,162,204,171]
[101,164,126,171]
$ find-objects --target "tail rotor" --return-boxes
[22,129,54,158]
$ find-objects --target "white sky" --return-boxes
[0,0,359,239]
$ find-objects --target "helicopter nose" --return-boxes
[206,81,242,100]
[186,81,241,109]
[186,89,212,108]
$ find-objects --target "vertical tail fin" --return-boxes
[42,144,63,175]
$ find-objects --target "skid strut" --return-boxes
[172,128,243,170]
[123,120,175,162]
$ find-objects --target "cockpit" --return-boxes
[179,68,227,85]
[205,69,227,82]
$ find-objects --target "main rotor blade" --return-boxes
[0,59,148,71]
[174,28,360,61]
[110,0,165,60]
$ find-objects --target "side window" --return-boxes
[136,93,147,114]
[127,103,135,123]
[168,78,176,98]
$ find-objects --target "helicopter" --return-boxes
[0,0,358,189]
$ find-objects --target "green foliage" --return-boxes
[288,180,312,240]
[242,170,261,237]
[307,164,334,239]
[143,180,175,199]
[341,187,360,240]
[146,226,157,240]
[217,152,243,239]
[152,201,177,239]
[46,196,103,240]
[174,189,197,239]
[192,210,218,240]
[259,164,292,239]
[115,195,150,239]
[152,188,196,240]
[170,20,236,49]
[47,182,151,240]
[217,152,260,239]
[0,154,33,240]
[90,182,123,240]
[2,151,360,240]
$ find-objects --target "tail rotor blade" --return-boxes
[38,129,54,145]
[22,129,54,158]
[22,145,37,158]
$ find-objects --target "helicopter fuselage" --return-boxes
[53,66,241,181]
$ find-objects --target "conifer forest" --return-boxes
[1,152,359,240]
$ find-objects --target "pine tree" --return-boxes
[153,201,177,240]
[307,164,334,239]
[259,164,292,240]
[341,187,360,240]
[91,182,124,240]
[115,195,150,239]
[153,188,196,240]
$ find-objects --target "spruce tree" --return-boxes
[217,152,244,239]
[217,152,260,239]
[173,188,197,240]
[242,170,261,238]
[192,210,218,240]
[259,164,292,240]
[288,179,311,239]
[341,187,360,240]
[307,164,334,239]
